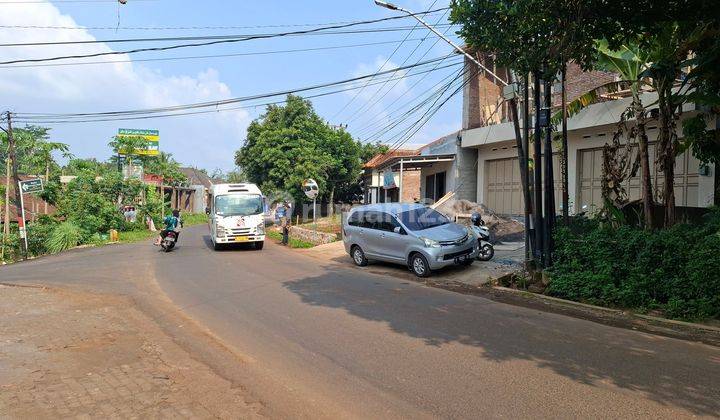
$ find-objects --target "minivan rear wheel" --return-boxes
[351,245,368,267]
[410,253,431,278]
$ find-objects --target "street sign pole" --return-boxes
[17,180,28,253]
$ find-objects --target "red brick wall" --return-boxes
[463,58,618,128]
[401,170,421,203]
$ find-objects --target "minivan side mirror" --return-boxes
[393,226,406,235]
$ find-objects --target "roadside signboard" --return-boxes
[117,128,160,155]
[19,178,43,194]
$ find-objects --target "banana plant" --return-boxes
[553,39,656,229]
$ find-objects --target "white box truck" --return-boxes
[208,183,266,250]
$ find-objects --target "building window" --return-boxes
[425,171,446,201]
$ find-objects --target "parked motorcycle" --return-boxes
[470,212,494,261]
[160,231,178,252]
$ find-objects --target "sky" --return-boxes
[0,0,462,171]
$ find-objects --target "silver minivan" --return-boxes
[343,203,479,277]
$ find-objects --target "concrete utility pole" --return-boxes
[5,111,28,259]
[374,0,534,262]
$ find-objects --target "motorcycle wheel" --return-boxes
[477,243,494,261]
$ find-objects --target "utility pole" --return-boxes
[532,72,544,264]
[543,74,556,267]
[5,111,27,259]
[561,65,569,224]
[374,0,535,263]
[506,70,532,263]
[522,73,532,262]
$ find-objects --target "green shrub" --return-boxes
[0,232,21,263]
[549,209,720,321]
[26,219,58,256]
[46,222,82,254]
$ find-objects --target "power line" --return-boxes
[343,6,449,126]
[351,63,461,139]
[368,66,467,147]
[0,12,449,31]
[0,24,454,48]
[14,62,463,124]
[0,0,157,3]
[385,67,474,152]
[0,37,432,69]
[14,56,462,122]
[346,12,456,130]
[328,5,432,122]
[0,9,450,65]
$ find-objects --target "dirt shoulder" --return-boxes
[0,283,263,419]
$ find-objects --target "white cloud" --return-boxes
[0,2,250,170]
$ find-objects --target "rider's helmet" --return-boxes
[172,209,180,218]
[470,212,483,226]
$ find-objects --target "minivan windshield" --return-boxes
[215,194,263,216]
[397,207,450,231]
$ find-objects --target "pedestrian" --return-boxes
[281,201,291,245]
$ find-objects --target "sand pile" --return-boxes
[435,199,525,242]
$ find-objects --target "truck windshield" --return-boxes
[397,207,449,231]
[215,194,263,216]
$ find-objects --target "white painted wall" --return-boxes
[470,117,715,214]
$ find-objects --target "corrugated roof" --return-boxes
[363,149,419,169]
[178,167,213,188]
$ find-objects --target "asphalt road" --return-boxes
[3,225,720,419]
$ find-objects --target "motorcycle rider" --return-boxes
[155,209,183,245]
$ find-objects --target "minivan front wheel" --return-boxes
[351,245,368,267]
[410,253,431,278]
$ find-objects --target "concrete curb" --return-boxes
[491,286,720,337]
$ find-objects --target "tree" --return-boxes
[236,95,342,206]
[144,151,185,184]
[318,127,361,216]
[108,135,149,179]
[451,0,720,226]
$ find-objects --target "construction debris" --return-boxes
[435,198,525,243]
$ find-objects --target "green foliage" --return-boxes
[266,230,314,248]
[143,152,187,184]
[235,94,368,204]
[56,174,124,241]
[549,210,720,320]
[26,216,58,256]
[45,221,82,254]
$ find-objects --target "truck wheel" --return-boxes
[213,242,222,251]
[254,241,264,250]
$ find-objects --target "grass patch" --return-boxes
[298,214,342,234]
[182,213,208,226]
[118,229,156,243]
[267,230,315,249]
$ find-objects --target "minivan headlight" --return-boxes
[420,237,441,248]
